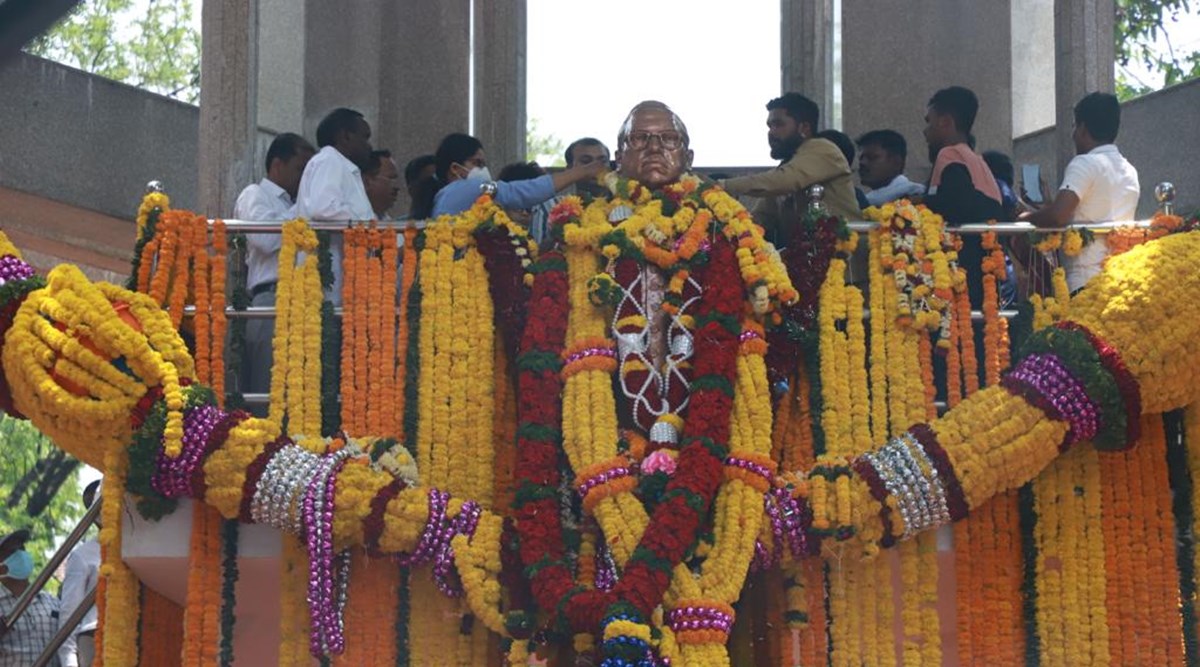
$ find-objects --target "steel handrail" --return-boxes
[208,217,1156,235]
[210,218,425,232]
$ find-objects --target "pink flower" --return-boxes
[641,449,678,476]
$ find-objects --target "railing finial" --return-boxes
[806,184,826,215]
[1155,182,1176,216]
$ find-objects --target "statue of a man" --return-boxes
[614,100,694,189]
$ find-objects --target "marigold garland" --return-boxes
[138,585,184,666]
[181,501,223,667]
[8,206,1200,666]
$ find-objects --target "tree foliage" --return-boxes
[25,0,201,103]
[1115,0,1200,99]
[526,117,566,167]
[0,414,84,573]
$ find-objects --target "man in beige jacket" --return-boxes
[722,92,862,248]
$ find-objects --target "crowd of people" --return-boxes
[229,86,1140,396]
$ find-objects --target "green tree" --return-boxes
[526,117,567,167]
[0,414,84,578]
[1115,0,1200,99]
[25,0,201,103]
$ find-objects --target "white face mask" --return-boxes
[466,165,492,182]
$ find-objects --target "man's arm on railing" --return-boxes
[1021,189,1080,228]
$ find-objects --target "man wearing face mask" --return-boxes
[0,528,61,666]
[417,132,605,219]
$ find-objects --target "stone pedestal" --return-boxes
[123,499,285,666]
[198,0,259,218]
[780,0,834,119]
[842,0,1013,182]
[1053,0,1114,175]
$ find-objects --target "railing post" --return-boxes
[806,183,827,216]
[1156,182,1176,216]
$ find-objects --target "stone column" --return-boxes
[301,0,385,142]
[841,0,1012,182]
[1053,0,1114,176]
[1011,0,1056,137]
[380,0,471,212]
[780,0,834,118]
[473,0,527,171]
[256,0,305,137]
[198,0,259,218]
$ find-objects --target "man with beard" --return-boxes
[721,92,861,247]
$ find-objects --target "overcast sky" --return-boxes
[526,0,781,167]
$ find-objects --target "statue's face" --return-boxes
[617,108,693,189]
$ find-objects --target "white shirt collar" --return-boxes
[318,144,361,175]
[259,177,292,205]
[1088,144,1120,156]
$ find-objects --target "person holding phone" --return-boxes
[1020,92,1140,292]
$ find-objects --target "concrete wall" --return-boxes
[1014,78,1200,217]
[842,0,1013,184]
[0,53,199,219]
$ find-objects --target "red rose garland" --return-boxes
[514,237,744,637]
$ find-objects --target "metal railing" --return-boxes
[162,180,1184,407]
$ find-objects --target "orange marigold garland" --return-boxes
[380,231,399,436]
[1099,415,1185,664]
[193,220,212,386]
[182,501,223,667]
[340,225,361,434]
[210,220,228,404]
[139,586,184,666]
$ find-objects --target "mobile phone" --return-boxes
[1021,164,1043,204]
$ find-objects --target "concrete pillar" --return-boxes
[380,0,471,212]
[1054,0,1114,176]
[473,0,527,171]
[781,0,834,120]
[253,0,470,213]
[1011,0,1056,137]
[198,0,258,218]
[256,0,305,136]
[841,0,1012,182]
[301,0,385,142]
[380,2,470,161]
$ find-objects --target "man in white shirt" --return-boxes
[57,481,101,667]
[234,133,315,396]
[856,129,926,206]
[1021,92,1140,291]
[296,108,376,306]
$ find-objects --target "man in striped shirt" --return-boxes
[0,528,60,666]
